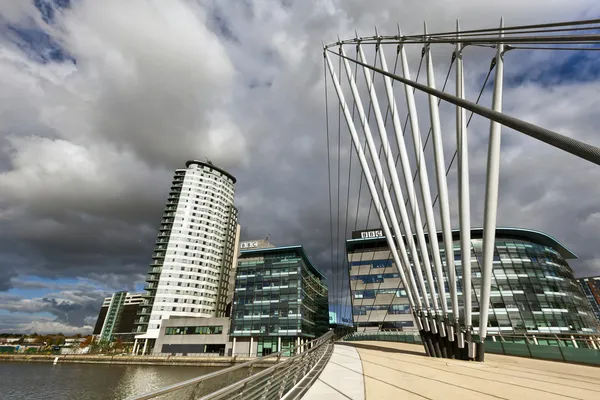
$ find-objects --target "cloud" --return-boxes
[1,0,600,331]
[0,312,93,335]
[0,279,110,332]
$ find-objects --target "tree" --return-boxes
[80,336,93,349]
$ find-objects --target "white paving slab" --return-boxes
[302,344,365,400]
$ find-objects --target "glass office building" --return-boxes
[347,227,599,334]
[578,276,600,324]
[231,244,329,356]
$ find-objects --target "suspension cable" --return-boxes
[431,56,497,210]
[324,56,336,320]
[340,47,361,326]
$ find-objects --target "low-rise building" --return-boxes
[149,317,231,355]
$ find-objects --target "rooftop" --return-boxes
[185,159,236,184]
[239,245,327,281]
[346,227,577,259]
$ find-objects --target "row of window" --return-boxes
[350,260,393,268]
[165,325,224,335]
[353,289,407,299]
[350,273,400,283]
[177,191,231,209]
[353,304,411,315]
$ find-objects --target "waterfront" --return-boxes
[1,362,241,399]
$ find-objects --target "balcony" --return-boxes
[152,252,165,258]
[144,283,157,291]
[149,261,162,266]
[137,308,151,316]
[147,274,160,282]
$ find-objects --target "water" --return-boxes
[0,362,245,399]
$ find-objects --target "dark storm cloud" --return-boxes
[1,0,600,332]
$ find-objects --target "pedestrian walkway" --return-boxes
[304,340,600,399]
[301,344,365,400]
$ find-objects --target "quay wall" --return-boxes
[0,354,278,367]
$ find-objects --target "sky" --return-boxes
[0,0,600,334]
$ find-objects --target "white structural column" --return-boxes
[339,46,426,326]
[325,51,422,330]
[378,47,438,326]
[456,20,472,348]
[132,339,138,355]
[352,45,427,321]
[398,33,449,323]
[250,337,254,357]
[142,339,148,355]
[424,23,460,341]
[232,337,236,355]
[478,19,505,346]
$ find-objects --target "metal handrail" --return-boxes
[125,331,333,400]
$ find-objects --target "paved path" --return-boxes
[345,340,600,400]
[301,344,365,400]
[304,340,600,399]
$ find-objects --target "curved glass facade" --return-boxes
[467,238,597,334]
[347,228,599,334]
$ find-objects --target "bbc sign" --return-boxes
[240,241,259,249]
[360,230,383,239]
[352,228,386,239]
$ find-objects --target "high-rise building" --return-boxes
[134,160,239,353]
[348,227,599,335]
[577,276,600,324]
[93,292,143,342]
[230,240,329,357]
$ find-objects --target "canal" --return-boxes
[1,362,247,399]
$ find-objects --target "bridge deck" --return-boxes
[304,341,600,400]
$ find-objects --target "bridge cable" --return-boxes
[335,53,343,320]
[324,56,336,319]
[353,49,381,323]
[363,45,424,331]
[340,48,361,326]
[430,55,497,211]
[377,50,455,330]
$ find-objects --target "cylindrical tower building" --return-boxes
[134,160,238,346]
